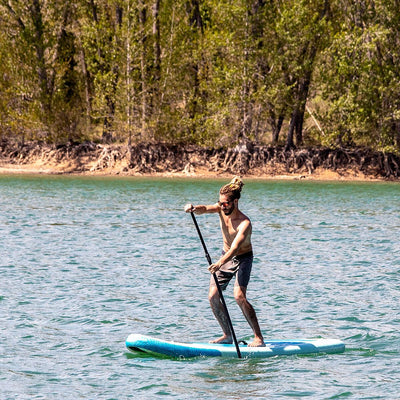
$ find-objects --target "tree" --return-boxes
[317,0,400,151]
[1,0,400,153]
[273,0,330,150]
[0,0,84,142]
[76,0,124,143]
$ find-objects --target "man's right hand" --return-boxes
[184,204,194,213]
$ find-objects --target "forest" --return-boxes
[0,0,400,162]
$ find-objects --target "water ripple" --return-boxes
[1,177,400,399]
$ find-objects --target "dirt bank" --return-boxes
[0,139,399,181]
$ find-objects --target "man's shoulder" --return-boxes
[235,213,251,230]
[238,210,251,223]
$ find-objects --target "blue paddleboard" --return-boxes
[126,334,345,358]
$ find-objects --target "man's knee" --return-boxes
[233,286,247,305]
[208,286,220,303]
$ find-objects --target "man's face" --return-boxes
[218,194,235,216]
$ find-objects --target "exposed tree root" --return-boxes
[0,139,399,179]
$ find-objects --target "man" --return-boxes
[185,177,265,347]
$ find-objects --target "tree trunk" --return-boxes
[127,0,133,146]
[153,0,161,83]
[186,0,203,120]
[294,65,313,146]
[102,5,123,143]
[271,113,285,144]
[149,0,161,125]
[30,0,51,115]
[79,44,92,134]
[285,1,329,148]
[187,0,203,31]
[394,121,400,149]
[286,108,300,150]
[139,0,148,137]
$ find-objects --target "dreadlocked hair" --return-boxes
[219,176,244,200]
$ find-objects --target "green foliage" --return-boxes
[316,0,400,151]
[0,0,399,151]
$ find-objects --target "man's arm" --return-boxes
[208,220,251,274]
[184,203,220,214]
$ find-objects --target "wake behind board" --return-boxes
[126,334,345,359]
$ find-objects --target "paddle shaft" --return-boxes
[190,211,242,358]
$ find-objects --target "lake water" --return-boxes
[1,175,399,399]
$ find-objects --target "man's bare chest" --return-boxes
[221,219,240,238]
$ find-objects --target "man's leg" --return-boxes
[208,284,233,344]
[234,285,265,347]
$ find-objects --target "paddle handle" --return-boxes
[190,211,242,359]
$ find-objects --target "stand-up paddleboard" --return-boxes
[126,334,345,359]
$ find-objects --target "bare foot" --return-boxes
[209,335,233,344]
[247,337,266,347]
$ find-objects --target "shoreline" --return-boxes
[0,161,389,182]
[1,140,398,182]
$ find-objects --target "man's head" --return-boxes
[218,177,244,215]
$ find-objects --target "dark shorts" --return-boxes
[210,251,253,290]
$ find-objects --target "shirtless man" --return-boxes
[185,177,265,347]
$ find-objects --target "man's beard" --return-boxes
[223,204,235,215]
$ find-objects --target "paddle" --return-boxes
[189,211,242,358]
